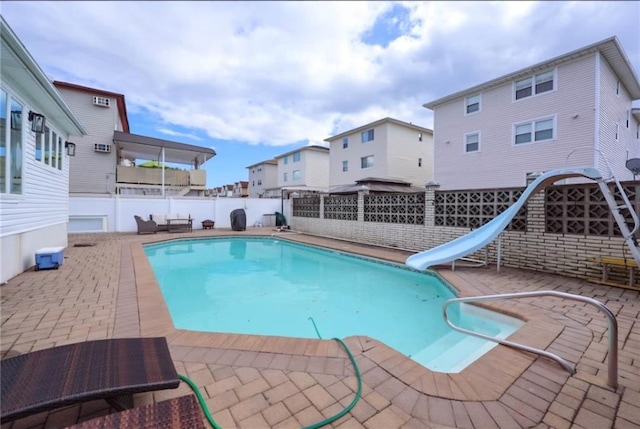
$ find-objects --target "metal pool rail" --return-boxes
[443,290,618,388]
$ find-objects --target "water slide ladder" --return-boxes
[443,290,619,388]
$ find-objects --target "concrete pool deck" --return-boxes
[1,228,639,428]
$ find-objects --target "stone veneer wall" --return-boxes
[290,184,638,286]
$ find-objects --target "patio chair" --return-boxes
[1,337,181,424]
[134,215,157,234]
[66,394,206,428]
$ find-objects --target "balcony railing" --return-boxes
[115,166,206,196]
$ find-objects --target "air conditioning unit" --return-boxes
[94,143,111,153]
[93,96,110,107]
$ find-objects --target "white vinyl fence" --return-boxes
[69,196,288,233]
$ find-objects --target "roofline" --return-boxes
[324,117,433,142]
[245,158,278,169]
[53,81,130,133]
[274,145,329,159]
[1,17,86,136]
[424,36,640,109]
[113,130,216,155]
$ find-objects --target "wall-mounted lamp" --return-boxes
[64,141,76,157]
[28,111,46,133]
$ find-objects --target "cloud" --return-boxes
[157,128,203,141]
[2,1,638,146]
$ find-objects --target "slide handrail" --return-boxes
[566,147,639,236]
[443,290,618,388]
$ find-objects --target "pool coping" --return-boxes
[129,232,564,402]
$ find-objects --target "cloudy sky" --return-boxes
[2,1,639,187]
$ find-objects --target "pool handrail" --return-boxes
[442,290,618,389]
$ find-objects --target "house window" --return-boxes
[284,156,288,165]
[293,152,301,162]
[361,155,374,169]
[258,179,262,185]
[616,80,620,95]
[292,170,300,180]
[343,137,348,148]
[465,94,481,114]
[283,172,288,182]
[465,132,480,153]
[258,166,262,171]
[252,181,255,186]
[35,131,42,162]
[627,110,631,128]
[514,117,554,145]
[361,129,374,143]
[1,92,24,195]
[615,123,619,141]
[515,70,554,100]
[418,158,422,167]
[342,160,348,172]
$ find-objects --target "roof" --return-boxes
[274,145,329,160]
[424,36,640,109]
[53,81,130,133]
[633,108,640,122]
[329,177,425,194]
[1,17,86,136]
[324,117,433,142]
[246,158,278,169]
[113,130,216,166]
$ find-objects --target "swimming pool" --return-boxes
[144,237,523,373]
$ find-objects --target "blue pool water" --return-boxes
[145,237,523,373]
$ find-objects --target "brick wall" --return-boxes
[290,184,638,286]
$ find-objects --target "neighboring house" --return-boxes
[232,181,248,198]
[53,81,215,197]
[275,145,330,195]
[246,158,278,198]
[424,36,640,191]
[324,117,434,191]
[1,16,86,283]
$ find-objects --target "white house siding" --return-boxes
[248,162,278,197]
[0,83,76,283]
[329,124,387,187]
[385,123,434,186]
[277,148,329,189]
[433,55,597,190]
[597,53,638,181]
[57,87,120,194]
[303,150,330,188]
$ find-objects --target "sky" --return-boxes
[2,1,639,188]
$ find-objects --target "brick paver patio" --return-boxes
[1,228,639,428]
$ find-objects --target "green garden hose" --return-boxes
[178,317,362,429]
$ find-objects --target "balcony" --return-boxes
[116,166,206,196]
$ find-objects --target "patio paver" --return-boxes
[1,229,638,428]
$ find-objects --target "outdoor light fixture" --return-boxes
[65,141,76,157]
[28,111,46,133]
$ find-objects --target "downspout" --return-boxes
[594,53,601,169]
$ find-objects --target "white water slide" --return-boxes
[406,167,605,271]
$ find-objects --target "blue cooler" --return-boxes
[35,247,65,270]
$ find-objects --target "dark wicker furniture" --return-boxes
[134,215,158,234]
[1,337,180,424]
[66,394,206,428]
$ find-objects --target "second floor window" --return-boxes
[284,156,288,164]
[342,160,348,172]
[361,155,374,169]
[514,117,554,145]
[292,170,300,180]
[343,137,348,148]
[361,129,374,143]
[515,70,554,100]
[258,179,262,185]
[293,152,301,162]
[465,94,480,114]
[465,132,480,153]
[284,172,288,182]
